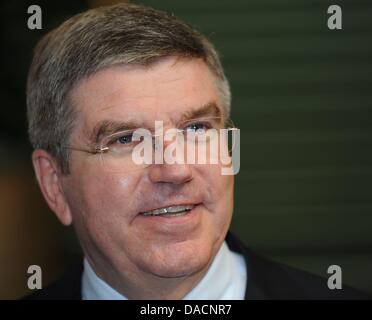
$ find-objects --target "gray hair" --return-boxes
[27,3,231,174]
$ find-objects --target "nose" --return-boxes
[148,162,193,184]
[148,135,193,184]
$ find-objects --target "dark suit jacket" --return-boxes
[24,232,369,300]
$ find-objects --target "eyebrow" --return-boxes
[90,101,222,144]
[177,101,222,123]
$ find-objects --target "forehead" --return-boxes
[69,57,222,141]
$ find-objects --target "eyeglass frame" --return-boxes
[65,117,239,157]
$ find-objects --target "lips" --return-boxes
[141,204,196,217]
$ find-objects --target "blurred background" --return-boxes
[0,0,371,299]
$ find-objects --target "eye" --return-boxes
[118,134,133,144]
[107,133,134,146]
[185,121,211,133]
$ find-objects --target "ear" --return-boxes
[32,149,72,226]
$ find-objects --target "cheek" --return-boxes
[198,165,234,225]
[66,170,140,225]
[200,164,234,201]
[65,172,144,253]
[214,175,234,226]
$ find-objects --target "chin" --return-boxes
[144,240,215,279]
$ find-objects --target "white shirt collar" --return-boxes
[82,241,247,300]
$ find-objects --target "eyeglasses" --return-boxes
[67,117,239,174]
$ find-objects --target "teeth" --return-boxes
[142,205,195,216]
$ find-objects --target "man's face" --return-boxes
[62,57,234,280]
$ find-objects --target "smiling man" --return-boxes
[25,3,367,300]
[54,57,237,299]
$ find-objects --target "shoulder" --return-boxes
[22,261,83,300]
[225,232,371,300]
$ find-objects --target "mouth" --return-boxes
[141,204,196,217]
